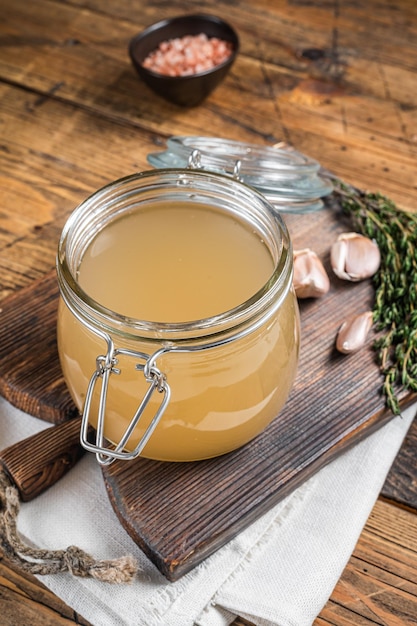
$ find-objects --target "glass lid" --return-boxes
[147,136,333,213]
[166,136,321,175]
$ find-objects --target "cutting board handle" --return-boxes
[0,416,83,501]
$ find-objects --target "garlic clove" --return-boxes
[293,248,330,298]
[330,232,381,281]
[336,310,374,354]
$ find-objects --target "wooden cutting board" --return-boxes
[0,201,414,581]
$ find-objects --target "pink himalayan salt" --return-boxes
[142,33,233,76]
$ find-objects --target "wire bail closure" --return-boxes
[80,339,171,466]
[78,304,282,465]
[188,149,242,181]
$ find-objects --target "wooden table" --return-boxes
[0,0,416,623]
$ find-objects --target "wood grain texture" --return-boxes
[0,273,78,423]
[0,0,416,621]
[0,203,414,581]
[381,418,417,512]
[1,0,416,209]
[316,501,417,626]
[0,556,92,626]
[0,417,83,501]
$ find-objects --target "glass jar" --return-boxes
[56,168,300,464]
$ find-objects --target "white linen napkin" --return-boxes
[0,395,415,626]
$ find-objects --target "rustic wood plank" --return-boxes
[0,555,92,625]
[0,0,285,143]
[316,500,417,626]
[382,418,417,511]
[0,0,416,211]
[0,272,77,423]
[0,417,83,501]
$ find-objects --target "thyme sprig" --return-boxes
[332,180,417,414]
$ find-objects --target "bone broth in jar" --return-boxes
[56,169,300,464]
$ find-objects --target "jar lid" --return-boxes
[147,136,333,213]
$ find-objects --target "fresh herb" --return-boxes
[332,180,417,414]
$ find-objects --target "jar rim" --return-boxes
[57,168,293,344]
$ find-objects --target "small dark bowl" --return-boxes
[128,14,239,107]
